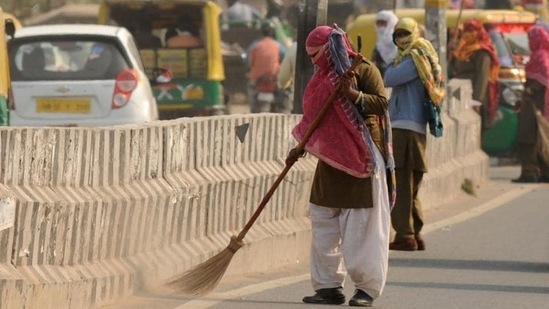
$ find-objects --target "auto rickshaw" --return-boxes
[1,8,19,126]
[521,0,549,22]
[218,0,294,102]
[346,9,537,156]
[98,0,226,119]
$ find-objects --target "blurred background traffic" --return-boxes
[1,0,549,157]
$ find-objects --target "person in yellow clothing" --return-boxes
[276,41,296,113]
[384,17,444,252]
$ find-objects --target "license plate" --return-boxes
[36,98,91,114]
[257,92,274,102]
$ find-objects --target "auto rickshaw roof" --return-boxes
[102,0,221,29]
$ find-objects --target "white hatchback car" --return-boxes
[8,24,158,127]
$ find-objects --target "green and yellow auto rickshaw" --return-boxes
[98,0,226,119]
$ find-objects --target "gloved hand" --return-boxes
[285,147,305,166]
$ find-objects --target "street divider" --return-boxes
[0,79,488,308]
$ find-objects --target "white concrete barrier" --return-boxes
[0,80,488,308]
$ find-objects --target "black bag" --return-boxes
[425,97,443,138]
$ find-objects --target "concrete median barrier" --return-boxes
[0,80,487,308]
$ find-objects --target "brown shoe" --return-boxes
[389,239,418,251]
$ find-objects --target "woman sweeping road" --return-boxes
[290,25,395,307]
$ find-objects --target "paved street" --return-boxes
[103,165,549,309]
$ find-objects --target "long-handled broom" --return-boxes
[167,54,364,296]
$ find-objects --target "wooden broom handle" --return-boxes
[237,55,364,241]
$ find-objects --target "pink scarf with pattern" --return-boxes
[292,26,374,178]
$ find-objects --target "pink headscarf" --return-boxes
[292,25,374,178]
[526,25,549,119]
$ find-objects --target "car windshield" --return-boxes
[489,30,530,68]
[9,37,130,81]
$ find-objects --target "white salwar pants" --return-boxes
[308,147,391,299]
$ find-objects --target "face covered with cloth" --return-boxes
[392,17,445,107]
[453,18,500,122]
[291,25,394,184]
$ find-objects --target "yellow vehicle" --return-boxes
[347,9,537,156]
[521,0,549,22]
[1,8,19,126]
[98,0,226,119]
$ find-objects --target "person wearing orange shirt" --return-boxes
[245,22,286,112]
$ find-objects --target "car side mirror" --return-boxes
[5,19,16,39]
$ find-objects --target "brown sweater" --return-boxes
[450,49,492,107]
[309,59,389,209]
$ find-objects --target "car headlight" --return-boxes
[501,87,520,106]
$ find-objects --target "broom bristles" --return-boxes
[168,236,244,295]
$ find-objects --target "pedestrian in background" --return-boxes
[225,0,263,24]
[449,18,500,130]
[131,18,161,49]
[371,10,398,77]
[513,25,549,183]
[290,24,395,307]
[276,41,296,113]
[383,17,445,251]
[245,22,285,112]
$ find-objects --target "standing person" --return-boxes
[290,25,396,307]
[132,18,161,49]
[449,18,500,130]
[513,25,549,183]
[245,22,285,113]
[371,10,398,77]
[276,41,296,113]
[226,0,263,24]
[383,17,445,251]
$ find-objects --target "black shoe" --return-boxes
[540,175,549,183]
[302,287,345,305]
[512,175,539,183]
[349,289,373,307]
